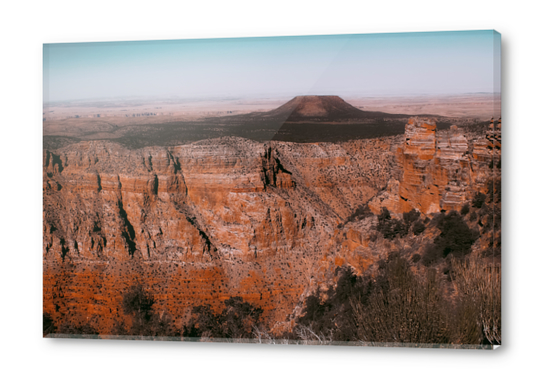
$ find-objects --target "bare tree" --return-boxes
[351,260,449,344]
[294,323,333,345]
[252,325,276,344]
[450,257,501,345]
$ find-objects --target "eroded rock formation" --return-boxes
[369,117,500,215]
[43,137,396,333]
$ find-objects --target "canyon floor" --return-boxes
[43,95,501,345]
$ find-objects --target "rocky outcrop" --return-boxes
[370,117,500,215]
[473,118,501,161]
[43,136,396,333]
[261,147,296,190]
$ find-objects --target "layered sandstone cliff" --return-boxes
[43,137,396,333]
[369,117,500,215]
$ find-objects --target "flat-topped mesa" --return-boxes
[265,95,399,122]
[290,96,341,117]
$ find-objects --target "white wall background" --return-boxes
[0,1,539,378]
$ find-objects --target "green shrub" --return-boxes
[377,208,408,240]
[184,296,263,339]
[297,266,373,342]
[412,220,426,235]
[343,205,372,226]
[122,284,155,323]
[472,192,486,208]
[121,284,178,337]
[422,244,442,266]
[43,313,56,337]
[403,209,421,230]
[422,211,478,265]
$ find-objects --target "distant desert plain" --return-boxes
[43,94,500,145]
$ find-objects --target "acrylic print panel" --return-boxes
[43,30,501,348]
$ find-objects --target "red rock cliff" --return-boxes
[43,137,395,333]
[370,117,500,215]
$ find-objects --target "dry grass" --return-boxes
[450,257,501,345]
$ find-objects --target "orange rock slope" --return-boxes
[369,117,500,215]
[43,136,396,333]
[43,118,500,334]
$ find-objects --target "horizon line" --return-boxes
[44,91,502,106]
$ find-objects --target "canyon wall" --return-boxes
[369,117,500,215]
[43,136,396,333]
[43,117,500,334]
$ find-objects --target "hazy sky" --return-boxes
[43,30,501,103]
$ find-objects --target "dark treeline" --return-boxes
[43,286,264,341]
